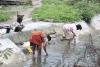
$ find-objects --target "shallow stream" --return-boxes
[6,36,88,67]
[4,28,100,67]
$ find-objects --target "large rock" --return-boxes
[90,14,100,30]
[0,38,27,67]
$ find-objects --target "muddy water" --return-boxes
[6,36,87,67]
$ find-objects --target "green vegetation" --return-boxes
[32,5,82,22]
[32,0,100,23]
[73,1,100,23]
[0,12,16,22]
[0,6,11,10]
[0,43,12,65]
[0,3,32,22]
[0,12,10,22]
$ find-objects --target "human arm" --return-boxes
[43,41,48,56]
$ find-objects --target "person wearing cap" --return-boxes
[63,24,82,44]
[29,31,51,56]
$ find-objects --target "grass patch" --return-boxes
[0,12,16,22]
[42,0,65,5]
[32,5,82,23]
[31,0,100,23]
[0,6,11,10]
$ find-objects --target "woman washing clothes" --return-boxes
[63,24,82,44]
[29,31,51,56]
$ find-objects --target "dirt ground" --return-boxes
[0,0,42,25]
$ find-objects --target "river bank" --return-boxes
[0,0,100,66]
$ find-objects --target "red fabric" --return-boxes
[29,31,46,45]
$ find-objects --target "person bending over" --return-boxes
[29,31,51,56]
[63,24,82,44]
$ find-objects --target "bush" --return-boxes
[65,0,83,6]
[0,12,16,22]
[32,5,82,23]
[73,1,100,23]
[42,0,65,5]
[0,12,10,22]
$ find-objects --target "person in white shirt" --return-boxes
[63,24,82,44]
[14,12,24,32]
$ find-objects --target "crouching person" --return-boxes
[29,31,51,56]
[14,22,25,32]
[63,24,82,44]
[14,11,24,32]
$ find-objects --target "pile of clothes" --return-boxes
[0,25,13,36]
[21,41,33,53]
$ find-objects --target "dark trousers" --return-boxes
[14,27,20,32]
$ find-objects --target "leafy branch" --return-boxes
[0,44,13,65]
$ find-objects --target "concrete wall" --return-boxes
[0,31,32,44]
[0,22,64,44]
[0,38,27,67]
[0,21,93,44]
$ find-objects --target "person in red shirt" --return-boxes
[29,31,51,56]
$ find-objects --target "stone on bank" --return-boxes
[0,38,27,67]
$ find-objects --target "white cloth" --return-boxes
[15,22,25,29]
[15,22,23,27]
[43,37,48,42]
[22,41,30,47]
[0,29,6,34]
